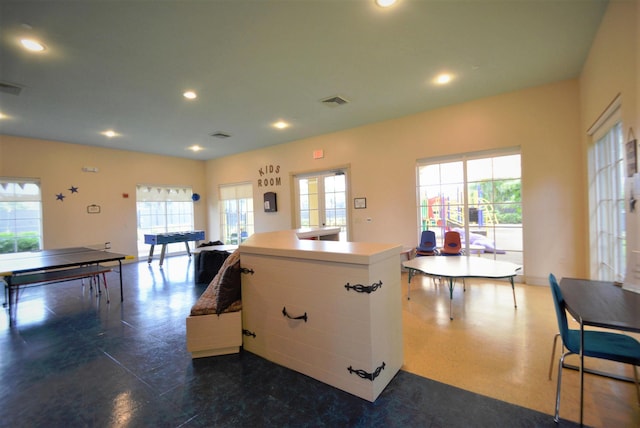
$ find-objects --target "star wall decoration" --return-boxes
[55,185,79,201]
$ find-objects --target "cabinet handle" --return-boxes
[344,280,383,294]
[242,329,256,338]
[282,306,307,322]
[240,267,254,275]
[347,362,386,381]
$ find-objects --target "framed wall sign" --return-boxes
[354,197,366,209]
[264,191,277,212]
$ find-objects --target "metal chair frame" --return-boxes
[548,274,640,423]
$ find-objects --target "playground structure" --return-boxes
[420,194,498,231]
[419,194,510,255]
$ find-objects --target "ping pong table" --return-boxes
[403,256,522,320]
[0,247,128,324]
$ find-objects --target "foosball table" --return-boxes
[144,230,205,266]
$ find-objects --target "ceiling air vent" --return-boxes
[321,95,349,107]
[210,132,231,139]
[0,81,23,96]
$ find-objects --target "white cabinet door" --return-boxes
[241,252,402,401]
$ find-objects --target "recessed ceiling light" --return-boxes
[101,130,119,138]
[188,145,204,152]
[434,73,454,85]
[20,38,45,52]
[376,0,397,7]
[273,120,290,129]
[183,91,197,100]
[0,112,7,120]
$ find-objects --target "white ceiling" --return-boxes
[0,0,608,161]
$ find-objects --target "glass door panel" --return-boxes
[295,171,348,240]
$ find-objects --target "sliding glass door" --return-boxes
[417,150,523,265]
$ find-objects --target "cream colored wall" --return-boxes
[579,0,638,280]
[2,1,633,285]
[0,135,207,257]
[635,0,640,282]
[206,79,584,285]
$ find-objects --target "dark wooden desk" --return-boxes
[559,277,640,425]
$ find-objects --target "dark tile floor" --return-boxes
[1,255,580,427]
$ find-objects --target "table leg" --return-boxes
[579,319,584,426]
[159,244,167,266]
[184,242,192,257]
[407,268,415,300]
[510,277,518,308]
[2,279,7,308]
[147,244,155,264]
[10,282,17,326]
[119,260,123,302]
[4,279,13,326]
[448,277,454,320]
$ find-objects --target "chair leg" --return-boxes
[633,365,640,406]
[91,275,100,296]
[549,333,560,380]
[555,352,569,423]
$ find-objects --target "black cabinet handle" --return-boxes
[347,362,386,381]
[242,329,256,338]
[282,306,307,322]
[344,280,382,294]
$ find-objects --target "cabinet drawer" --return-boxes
[241,254,397,313]
[243,299,374,360]
[243,326,395,402]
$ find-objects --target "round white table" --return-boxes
[403,256,522,320]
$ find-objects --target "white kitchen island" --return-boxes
[239,229,403,402]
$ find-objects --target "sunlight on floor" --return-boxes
[400,272,640,428]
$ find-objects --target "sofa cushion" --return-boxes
[214,254,241,315]
[195,250,230,284]
[190,249,241,316]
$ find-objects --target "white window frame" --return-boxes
[219,182,254,245]
[292,168,349,241]
[416,148,523,266]
[0,178,43,254]
[136,185,195,257]
[587,96,625,281]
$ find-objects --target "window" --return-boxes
[0,178,43,254]
[136,185,194,257]
[589,111,625,282]
[417,150,523,266]
[294,170,348,240]
[220,183,254,244]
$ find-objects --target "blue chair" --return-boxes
[548,273,640,423]
[416,230,438,256]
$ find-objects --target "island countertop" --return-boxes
[239,229,402,265]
